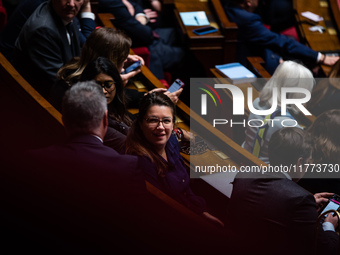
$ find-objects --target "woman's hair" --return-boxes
[125,92,176,176]
[308,109,340,164]
[79,57,132,125]
[57,28,132,84]
[259,61,315,114]
[307,59,340,111]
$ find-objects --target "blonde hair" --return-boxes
[259,61,315,114]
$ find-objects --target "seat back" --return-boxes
[210,0,238,63]
[0,53,65,164]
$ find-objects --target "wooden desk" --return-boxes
[174,0,225,75]
[294,0,340,51]
[294,0,340,74]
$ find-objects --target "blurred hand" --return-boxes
[324,212,339,229]
[150,0,162,12]
[144,9,158,23]
[122,0,135,16]
[322,55,340,66]
[164,88,183,104]
[147,88,167,94]
[146,88,182,104]
[136,15,148,25]
[120,54,145,85]
[125,54,145,67]
[314,192,333,212]
[120,69,141,86]
[81,0,91,12]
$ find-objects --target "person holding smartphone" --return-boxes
[51,28,144,110]
[227,127,339,255]
[53,27,183,110]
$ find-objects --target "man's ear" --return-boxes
[292,157,305,182]
[296,157,304,169]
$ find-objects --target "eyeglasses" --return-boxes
[144,117,173,127]
[96,80,116,92]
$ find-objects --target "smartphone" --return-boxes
[320,194,340,215]
[193,26,218,35]
[167,79,185,93]
[123,60,142,74]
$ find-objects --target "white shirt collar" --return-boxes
[281,171,292,180]
[91,135,103,143]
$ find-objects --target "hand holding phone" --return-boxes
[123,60,142,74]
[167,79,185,93]
[320,194,340,216]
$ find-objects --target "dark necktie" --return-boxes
[66,22,75,57]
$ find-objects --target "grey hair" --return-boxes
[259,61,315,114]
[62,81,107,134]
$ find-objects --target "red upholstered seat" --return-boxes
[280,26,299,42]
[263,24,299,42]
[132,47,171,86]
[131,47,150,67]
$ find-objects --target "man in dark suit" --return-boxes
[0,0,94,62]
[227,127,339,255]
[15,81,148,252]
[28,80,146,192]
[223,0,339,74]
[13,0,95,97]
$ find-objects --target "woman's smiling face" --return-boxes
[140,105,174,152]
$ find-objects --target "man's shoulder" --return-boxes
[234,171,312,198]
[27,134,141,174]
[22,2,60,34]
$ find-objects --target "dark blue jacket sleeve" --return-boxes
[226,7,318,63]
[129,0,144,14]
[78,16,96,46]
